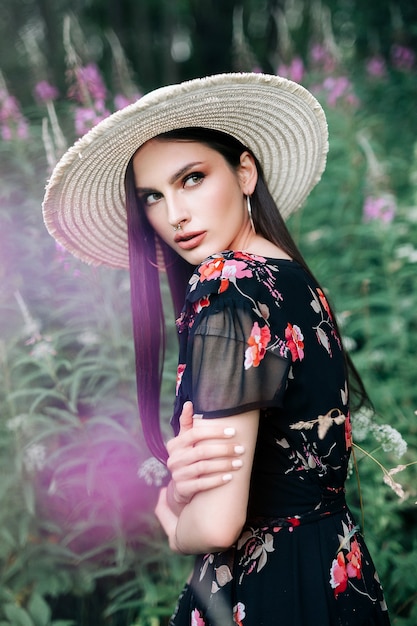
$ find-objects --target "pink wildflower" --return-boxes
[363,195,396,224]
[34,80,59,103]
[74,100,110,136]
[114,93,142,110]
[278,57,305,83]
[366,56,386,78]
[320,76,359,108]
[0,89,29,141]
[1,125,12,141]
[68,63,107,104]
[391,45,415,71]
[310,44,337,73]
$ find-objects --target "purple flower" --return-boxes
[366,56,386,78]
[68,63,107,105]
[34,80,59,103]
[391,45,415,71]
[0,89,29,141]
[277,57,305,83]
[16,119,29,139]
[74,101,110,136]
[310,44,337,73]
[1,125,12,141]
[363,195,396,224]
[113,93,142,111]
[0,91,19,121]
[320,76,359,108]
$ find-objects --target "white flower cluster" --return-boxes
[351,407,374,442]
[24,443,46,472]
[352,409,407,459]
[6,414,28,431]
[138,457,168,487]
[395,243,417,263]
[77,330,100,346]
[30,340,56,360]
[372,424,408,459]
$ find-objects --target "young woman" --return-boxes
[43,73,390,625]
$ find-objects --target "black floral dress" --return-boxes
[170,250,390,626]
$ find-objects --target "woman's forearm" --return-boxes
[174,489,247,554]
[172,410,259,554]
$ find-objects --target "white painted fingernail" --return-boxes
[222,473,233,482]
[232,459,243,468]
[234,445,245,454]
[193,413,203,419]
[224,427,235,436]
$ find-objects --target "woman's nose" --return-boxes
[166,195,189,228]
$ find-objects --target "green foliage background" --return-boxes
[0,0,416,624]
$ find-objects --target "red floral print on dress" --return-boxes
[193,296,210,314]
[198,255,253,294]
[317,287,333,319]
[198,255,226,281]
[330,552,348,597]
[330,522,363,598]
[244,322,271,369]
[345,412,353,450]
[346,538,362,579]
[191,608,206,625]
[233,602,246,625]
[222,259,253,280]
[285,323,305,361]
[176,364,186,396]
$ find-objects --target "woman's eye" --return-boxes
[142,192,162,206]
[183,172,204,188]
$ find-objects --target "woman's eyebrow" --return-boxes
[135,161,204,194]
[169,161,203,184]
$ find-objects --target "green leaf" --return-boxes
[3,604,35,626]
[27,593,51,626]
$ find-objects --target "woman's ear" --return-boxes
[237,151,258,196]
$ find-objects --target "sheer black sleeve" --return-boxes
[189,303,290,418]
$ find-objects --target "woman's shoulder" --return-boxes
[185,249,306,305]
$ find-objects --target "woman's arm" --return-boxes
[171,409,259,554]
[165,401,246,516]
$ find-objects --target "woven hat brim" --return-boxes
[42,72,328,269]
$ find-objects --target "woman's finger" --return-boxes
[178,401,194,433]
[174,472,236,502]
[172,455,243,482]
[167,441,245,473]
[166,424,237,455]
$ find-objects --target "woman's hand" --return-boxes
[165,401,245,516]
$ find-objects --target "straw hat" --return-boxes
[42,72,328,269]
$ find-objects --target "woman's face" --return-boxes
[132,138,257,265]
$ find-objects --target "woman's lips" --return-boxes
[174,231,206,250]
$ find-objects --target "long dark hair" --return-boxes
[125,127,370,463]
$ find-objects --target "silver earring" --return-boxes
[246,195,255,232]
[173,223,182,232]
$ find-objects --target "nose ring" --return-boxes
[173,223,182,232]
